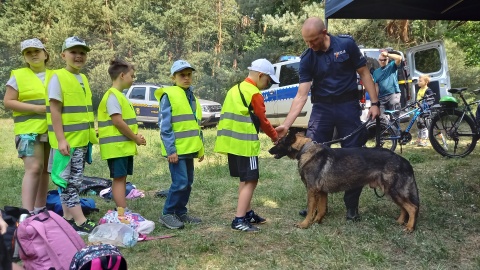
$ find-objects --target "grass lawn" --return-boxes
[0,118,479,269]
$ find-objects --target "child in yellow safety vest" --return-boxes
[156,60,205,230]
[4,38,53,215]
[97,59,146,220]
[46,36,98,234]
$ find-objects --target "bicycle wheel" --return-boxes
[428,109,477,158]
[364,121,397,152]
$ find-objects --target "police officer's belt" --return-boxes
[311,91,358,104]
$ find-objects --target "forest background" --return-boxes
[1,0,479,111]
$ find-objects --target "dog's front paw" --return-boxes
[295,220,311,229]
[404,226,415,233]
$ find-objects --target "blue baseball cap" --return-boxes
[170,60,195,76]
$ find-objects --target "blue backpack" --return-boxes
[46,190,99,216]
[69,244,127,270]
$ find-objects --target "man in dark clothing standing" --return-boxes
[275,17,380,221]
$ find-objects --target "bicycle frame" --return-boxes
[382,103,426,141]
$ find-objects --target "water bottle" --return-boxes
[88,223,138,247]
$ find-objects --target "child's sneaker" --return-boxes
[418,139,429,147]
[159,214,184,229]
[245,210,266,224]
[231,218,259,232]
[72,219,96,234]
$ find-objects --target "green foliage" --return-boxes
[0,0,480,108]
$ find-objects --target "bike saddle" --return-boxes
[448,87,467,94]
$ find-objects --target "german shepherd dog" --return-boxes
[269,129,420,232]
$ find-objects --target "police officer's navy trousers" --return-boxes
[306,99,367,209]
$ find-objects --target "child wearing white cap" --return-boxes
[3,38,54,215]
[46,36,98,234]
[214,58,279,232]
[155,60,204,229]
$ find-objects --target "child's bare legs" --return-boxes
[113,176,127,208]
[21,142,47,212]
[235,180,258,217]
[34,143,51,210]
[62,204,86,225]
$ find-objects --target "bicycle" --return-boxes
[364,94,435,152]
[428,87,480,158]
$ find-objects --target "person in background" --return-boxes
[415,74,434,147]
[156,60,204,230]
[373,50,403,118]
[46,36,98,234]
[275,17,380,221]
[97,59,146,219]
[4,38,53,216]
[215,58,279,232]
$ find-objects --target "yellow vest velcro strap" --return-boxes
[171,114,196,123]
[14,114,45,123]
[99,135,131,144]
[217,129,258,141]
[48,122,91,132]
[24,99,45,105]
[220,112,252,123]
[98,118,137,128]
[175,130,200,139]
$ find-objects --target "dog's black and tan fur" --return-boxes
[269,129,420,232]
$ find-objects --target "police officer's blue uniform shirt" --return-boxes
[372,60,401,97]
[299,34,366,96]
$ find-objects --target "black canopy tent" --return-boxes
[325,0,480,21]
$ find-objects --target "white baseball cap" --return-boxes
[20,38,45,53]
[62,36,90,52]
[170,60,195,76]
[248,59,279,84]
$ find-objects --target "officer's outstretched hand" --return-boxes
[275,125,288,139]
[367,105,380,121]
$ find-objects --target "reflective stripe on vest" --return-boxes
[97,88,138,160]
[154,86,203,156]
[11,68,52,135]
[214,81,260,156]
[46,68,98,148]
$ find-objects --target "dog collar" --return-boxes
[297,141,316,159]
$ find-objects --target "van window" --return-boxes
[279,62,300,87]
[149,87,159,101]
[413,48,441,74]
[129,87,146,100]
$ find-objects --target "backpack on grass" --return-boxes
[16,209,86,270]
[46,190,99,216]
[79,176,112,195]
[69,244,127,270]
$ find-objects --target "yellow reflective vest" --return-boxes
[46,68,98,149]
[214,81,260,156]
[154,86,204,157]
[11,68,53,135]
[97,88,138,160]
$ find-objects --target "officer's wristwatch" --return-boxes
[371,101,380,107]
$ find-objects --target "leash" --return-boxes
[320,117,378,145]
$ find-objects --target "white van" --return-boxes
[261,40,450,128]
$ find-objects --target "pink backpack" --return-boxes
[16,210,86,270]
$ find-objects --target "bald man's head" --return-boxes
[301,17,328,52]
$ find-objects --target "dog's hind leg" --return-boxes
[403,202,418,232]
[313,192,328,224]
[296,189,317,229]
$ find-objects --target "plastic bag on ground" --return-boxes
[88,223,138,247]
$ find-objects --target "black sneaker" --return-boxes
[155,189,169,198]
[231,218,260,232]
[72,219,96,234]
[245,211,266,224]
[64,218,75,226]
[159,214,184,229]
[177,214,202,224]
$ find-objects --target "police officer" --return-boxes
[276,17,380,221]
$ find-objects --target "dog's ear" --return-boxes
[285,128,298,145]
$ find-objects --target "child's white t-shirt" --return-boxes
[6,72,47,91]
[48,74,85,102]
